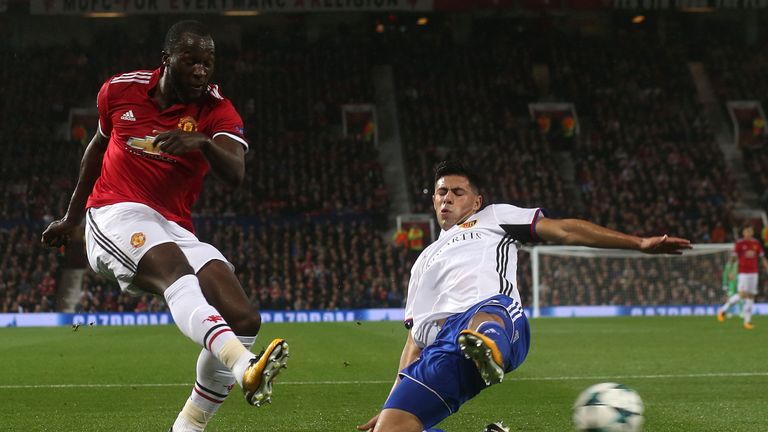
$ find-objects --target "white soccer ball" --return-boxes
[572,382,644,432]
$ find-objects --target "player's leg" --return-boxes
[197,260,261,335]
[377,311,494,432]
[373,407,427,432]
[737,297,744,318]
[741,274,758,329]
[188,242,288,403]
[377,364,466,432]
[86,204,269,403]
[743,294,755,329]
[458,311,507,385]
[459,297,529,386]
[718,294,742,321]
[133,243,258,389]
[172,261,285,431]
[737,274,757,329]
[171,347,242,432]
[725,283,738,318]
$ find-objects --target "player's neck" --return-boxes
[153,72,182,111]
[455,211,477,227]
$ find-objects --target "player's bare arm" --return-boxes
[41,132,108,247]
[535,217,691,254]
[356,331,422,431]
[153,130,245,187]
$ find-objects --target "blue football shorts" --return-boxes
[383,294,531,429]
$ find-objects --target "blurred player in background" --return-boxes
[721,256,741,318]
[357,160,691,432]
[717,225,768,329]
[41,20,288,431]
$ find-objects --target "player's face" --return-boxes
[433,175,483,230]
[743,226,754,238]
[164,33,215,103]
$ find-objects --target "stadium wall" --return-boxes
[2,305,766,327]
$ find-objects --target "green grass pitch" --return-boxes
[1,316,766,431]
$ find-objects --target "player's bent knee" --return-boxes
[229,311,261,335]
[374,408,424,432]
[215,298,262,335]
[469,311,506,330]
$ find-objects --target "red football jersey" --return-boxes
[734,238,764,274]
[87,69,247,232]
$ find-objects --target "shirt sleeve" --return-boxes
[96,79,112,138]
[490,204,543,242]
[208,98,249,152]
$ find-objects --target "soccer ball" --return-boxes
[572,382,644,432]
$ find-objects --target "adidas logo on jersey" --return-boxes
[120,110,136,121]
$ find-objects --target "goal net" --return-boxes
[519,244,734,318]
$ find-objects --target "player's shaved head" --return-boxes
[164,20,212,53]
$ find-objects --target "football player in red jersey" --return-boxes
[42,21,288,431]
[717,225,768,329]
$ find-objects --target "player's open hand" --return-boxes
[639,234,692,255]
[41,217,79,248]
[356,413,379,431]
[152,129,210,156]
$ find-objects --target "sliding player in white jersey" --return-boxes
[357,160,691,432]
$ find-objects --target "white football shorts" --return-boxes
[737,273,759,295]
[84,202,233,295]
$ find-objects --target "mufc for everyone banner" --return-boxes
[30,0,432,14]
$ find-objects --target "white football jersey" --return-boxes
[405,204,542,348]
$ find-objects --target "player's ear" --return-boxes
[161,50,170,66]
[473,194,483,211]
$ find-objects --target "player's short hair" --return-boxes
[164,20,211,53]
[434,160,483,194]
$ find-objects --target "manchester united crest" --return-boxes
[177,116,198,132]
[130,232,146,248]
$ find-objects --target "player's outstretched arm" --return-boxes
[535,217,691,254]
[356,331,422,431]
[41,132,108,247]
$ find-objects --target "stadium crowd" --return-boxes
[548,35,737,242]
[2,18,764,315]
[515,251,729,308]
[703,40,768,209]
[392,24,573,217]
[0,225,60,313]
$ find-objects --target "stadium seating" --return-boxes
[1,19,760,313]
[0,225,60,312]
[548,34,736,242]
[704,41,768,209]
